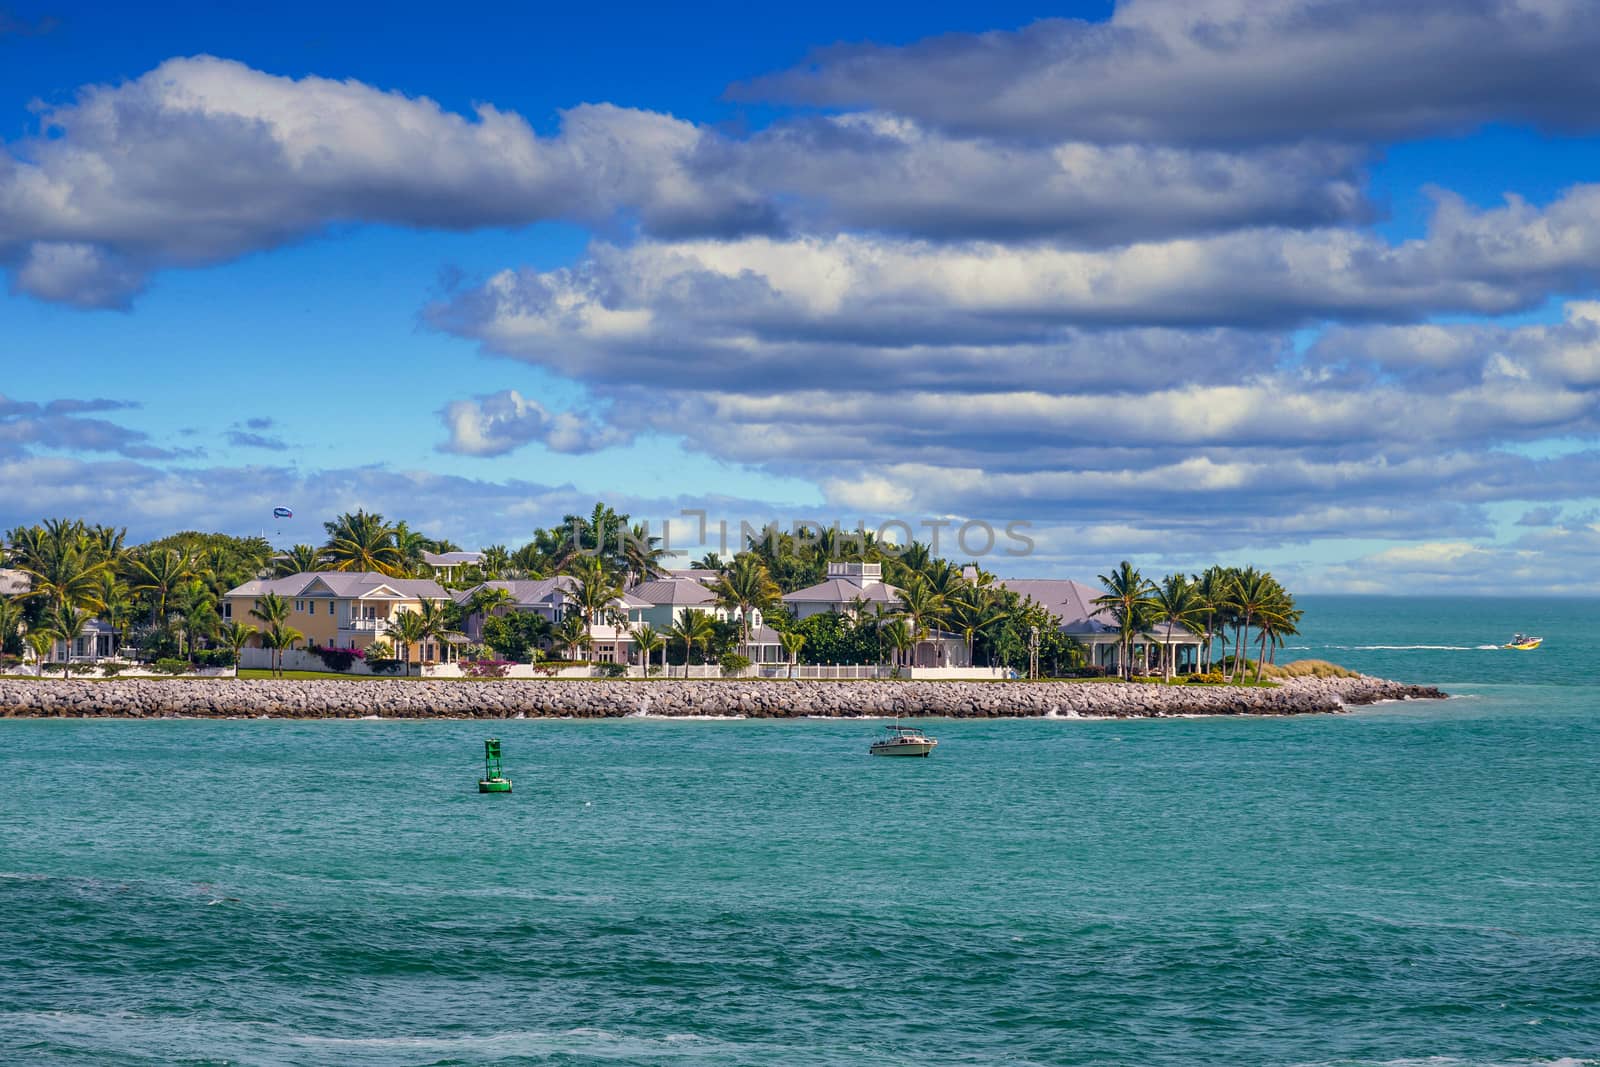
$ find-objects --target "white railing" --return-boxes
[339,618,389,633]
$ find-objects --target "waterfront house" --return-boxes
[422,550,484,582]
[455,578,651,664]
[783,562,966,667]
[997,578,1205,674]
[630,576,786,664]
[224,572,455,666]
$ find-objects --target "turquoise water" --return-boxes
[2,598,1597,1066]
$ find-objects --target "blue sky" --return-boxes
[4,0,1600,593]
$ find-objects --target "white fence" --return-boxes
[424,662,1017,681]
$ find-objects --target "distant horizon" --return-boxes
[5,1,1600,596]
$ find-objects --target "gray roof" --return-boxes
[459,577,650,612]
[631,578,717,607]
[997,578,1115,632]
[227,572,448,600]
[782,578,902,605]
[423,550,484,567]
[0,568,30,597]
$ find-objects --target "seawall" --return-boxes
[0,676,1446,719]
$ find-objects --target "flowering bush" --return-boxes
[309,645,365,673]
[461,658,513,679]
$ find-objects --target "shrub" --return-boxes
[366,658,403,675]
[193,648,235,669]
[1186,671,1226,685]
[309,645,362,673]
[719,652,752,677]
[598,661,627,678]
[1054,665,1109,679]
[154,658,191,676]
[1261,659,1359,680]
[367,639,394,660]
[98,661,130,678]
[460,658,513,679]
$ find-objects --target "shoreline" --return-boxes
[0,676,1447,720]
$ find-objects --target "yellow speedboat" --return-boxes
[1503,634,1543,651]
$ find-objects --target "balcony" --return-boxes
[340,617,391,633]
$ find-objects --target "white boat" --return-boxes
[869,722,938,757]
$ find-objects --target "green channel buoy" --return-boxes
[478,737,512,793]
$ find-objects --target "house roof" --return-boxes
[673,568,723,585]
[227,572,448,600]
[996,578,1116,632]
[631,578,717,607]
[782,578,902,605]
[423,550,484,567]
[459,578,650,612]
[0,568,30,597]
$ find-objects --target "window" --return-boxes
[223,602,232,620]
[294,599,304,612]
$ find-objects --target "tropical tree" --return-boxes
[667,609,716,677]
[621,522,670,586]
[0,596,22,653]
[780,630,806,679]
[480,545,511,579]
[552,613,590,660]
[249,592,291,629]
[947,589,1006,668]
[1229,566,1275,683]
[386,609,429,677]
[1148,573,1204,682]
[567,556,623,656]
[691,552,727,572]
[126,549,194,623]
[24,629,57,676]
[1093,561,1157,680]
[881,618,915,670]
[217,621,255,676]
[259,622,304,678]
[630,623,665,674]
[16,535,109,614]
[391,521,433,576]
[277,544,325,576]
[468,585,515,620]
[714,554,781,657]
[1191,565,1232,673]
[321,511,404,576]
[896,576,947,665]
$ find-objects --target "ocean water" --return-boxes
[1,597,1596,1066]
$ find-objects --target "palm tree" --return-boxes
[126,549,194,624]
[480,545,511,579]
[391,521,432,576]
[95,571,132,643]
[621,523,669,586]
[24,629,57,677]
[321,510,404,576]
[386,609,429,677]
[468,585,515,621]
[1094,561,1157,680]
[1191,565,1231,673]
[630,623,665,674]
[276,544,325,576]
[567,556,622,658]
[896,576,947,666]
[0,595,22,652]
[47,604,89,667]
[714,554,780,657]
[249,592,290,629]
[17,538,108,614]
[691,552,726,572]
[947,589,1006,668]
[414,598,455,665]
[780,630,806,679]
[217,621,255,676]
[259,623,305,678]
[552,613,590,660]
[1148,573,1204,682]
[667,609,716,677]
[881,619,914,670]
[1253,583,1300,682]
[1230,567,1275,683]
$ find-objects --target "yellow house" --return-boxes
[224,572,454,665]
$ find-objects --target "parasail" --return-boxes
[272,506,294,519]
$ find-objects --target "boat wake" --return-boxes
[1324,644,1500,652]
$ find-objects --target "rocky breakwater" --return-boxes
[0,675,1445,720]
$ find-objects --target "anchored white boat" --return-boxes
[869,722,938,757]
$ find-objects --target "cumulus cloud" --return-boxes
[0,393,178,459]
[438,390,633,456]
[735,0,1600,145]
[0,54,1388,307]
[0,56,773,306]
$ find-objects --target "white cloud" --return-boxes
[439,390,631,456]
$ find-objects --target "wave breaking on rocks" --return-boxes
[0,676,1446,720]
